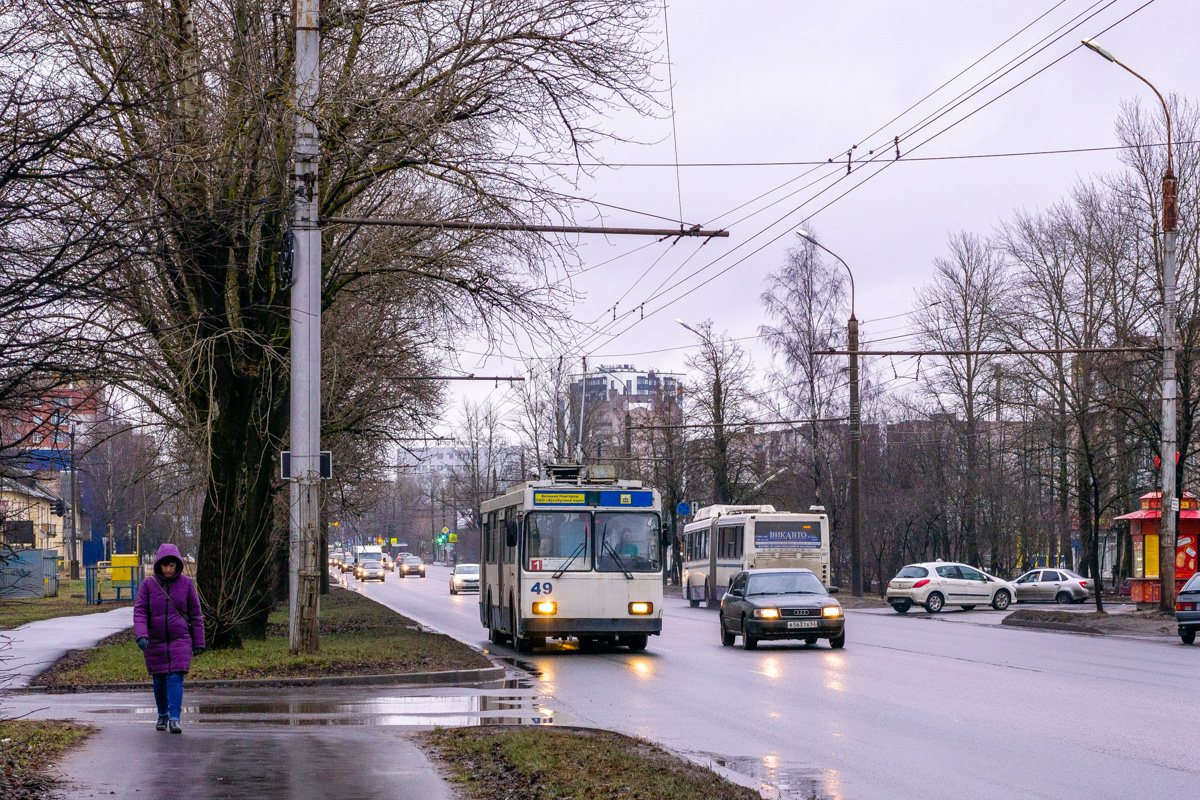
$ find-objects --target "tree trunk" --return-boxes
[195,372,288,649]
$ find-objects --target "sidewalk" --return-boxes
[0,608,479,799]
[3,606,133,688]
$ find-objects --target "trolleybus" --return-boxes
[479,465,663,652]
[681,504,830,607]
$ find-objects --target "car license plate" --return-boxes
[787,620,818,629]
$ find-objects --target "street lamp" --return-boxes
[795,229,861,597]
[1083,39,1178,611]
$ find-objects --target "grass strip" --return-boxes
[0,582,131,631]
[0,719,94,799]
[32,587,489,687]
[419,727,760,800]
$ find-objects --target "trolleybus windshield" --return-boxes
[595,512,661,572]
[525,512,591,572]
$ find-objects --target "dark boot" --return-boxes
[168,719,182,734]
[156,715,168,731]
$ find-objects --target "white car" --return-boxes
[449,563,480,594]
[886,561,1014,614]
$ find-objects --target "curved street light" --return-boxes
[1083,38,1178,611]
[794,230,862,597]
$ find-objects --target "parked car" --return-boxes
[449,563,480,594]
[1012,569,1091,604]
[357,560,386,582]
[398,556,426,578]
[719,568,844,650]
[886,562,1014,613]
[1176,572,1200,644]
[1119,577,1132,597]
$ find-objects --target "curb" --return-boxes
[20,664,506,694]
[1000,619,1101,635]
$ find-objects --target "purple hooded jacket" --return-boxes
[133,543,205,675]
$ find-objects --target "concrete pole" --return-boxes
[1160,180,1178,612]
[848,315,862,597]
[289,0,321,654]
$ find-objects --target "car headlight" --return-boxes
[753,608,780,619]
[532,601,557,615]
[822,606,843,618]
[453,576,463,583]
[629,602,653,615]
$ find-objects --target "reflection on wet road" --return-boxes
[354,564,1200,800]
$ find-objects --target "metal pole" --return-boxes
[848,315,862,597]
[68,423,78,580]
[289,0,321,654]
[577,356,587,461]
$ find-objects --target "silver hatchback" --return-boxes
[1176,573,1200,644]
[1012,569,1091,604]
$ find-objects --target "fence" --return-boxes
[85,563,144,604]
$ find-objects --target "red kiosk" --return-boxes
[1114,491,1200,607]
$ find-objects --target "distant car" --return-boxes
[449,563,480,594]
[357,560,386,582]
[1012,569,1091,604]
[397,552,413,560]
[1176,573,1200,645]
[380,554,394,572]
[719,568,844,650]
[399,556,426,578]
[1119,578,1132,597]
[339,556,354,573]
[886,562,1014,613]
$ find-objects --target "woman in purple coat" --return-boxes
[133,543,205,733]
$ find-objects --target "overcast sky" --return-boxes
[436,0,1199,433]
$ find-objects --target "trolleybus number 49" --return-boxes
[530,581,553,595]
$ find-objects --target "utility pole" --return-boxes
[1081,38,1177,611]
[68,422,78,580]
[288,0,322,655]
[577,356,588,461]
[796,230,861,597]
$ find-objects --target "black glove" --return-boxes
[136,637,149,651]
[192,646,204,657]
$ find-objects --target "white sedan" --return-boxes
[886,561,1014,613]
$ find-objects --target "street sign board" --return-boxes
[442,527,450,534]
[280,451,332,480]
[390,538,398,546]
[676,502,691,516]
[449,533,458,543]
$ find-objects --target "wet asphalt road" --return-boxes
[353,565,1200,800]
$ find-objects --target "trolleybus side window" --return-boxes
[717,526,744,559]
[524,512,590,571]
[482,517,491,562]
[595,512,661,572]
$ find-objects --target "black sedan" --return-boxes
[719,568,845,650]
[398,556,426,578]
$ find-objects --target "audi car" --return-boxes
[719,568,844,650]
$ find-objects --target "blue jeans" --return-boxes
[152,672,184,721]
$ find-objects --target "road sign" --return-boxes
[399,541,408,547]
[449,533,458,543]
[676,502,691,516]
[280,451,332,479]
[442,527,450,535]
[390,538,398,546]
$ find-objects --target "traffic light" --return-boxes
[51,497,65,516]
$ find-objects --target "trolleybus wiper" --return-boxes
[602,539,635,580]
[553,542,587,578]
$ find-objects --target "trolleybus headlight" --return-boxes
[753,608,780,619]
[822,606,843,618]
[533,601,557,615]
[629,602,653,615]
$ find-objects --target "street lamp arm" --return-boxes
[1114,60,1172,172]
[796,233,856,318]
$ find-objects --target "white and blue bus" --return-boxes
[681,504,830,607]
[479,465,663,652]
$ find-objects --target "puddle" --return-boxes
[93,686,571,728]
[687,751,842,800]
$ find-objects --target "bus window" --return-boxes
[525,512,590,571]
[595,513,661,572]
[482,518,491,563]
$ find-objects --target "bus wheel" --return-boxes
[512,608,535,653]
[625,634,648,651]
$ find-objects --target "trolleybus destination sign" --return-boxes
[754,522,822,549]
[532,490,654,507]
